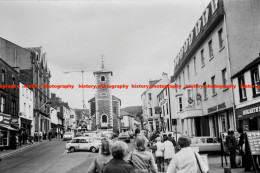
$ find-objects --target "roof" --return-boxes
[88,97,95,102]
[120,111,132,117]
[231,56,260,79]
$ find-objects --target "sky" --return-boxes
[0,0,210,109]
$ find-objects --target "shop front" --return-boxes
[20,117,32,136]
[0,113,17,150]
[236,102,260,131]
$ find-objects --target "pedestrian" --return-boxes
[88,140,113,173]
[127,135,157,173]
[34,131,38,142]
[237,128,245,167]
[38,131,43,142]
[102,141,135,173]
[18,133,22,147]
[166,136,208,173]
[43,131,46,140]
[135,128,149,149]
[163,135,175,171]
[155,137,165,172]
[61,131,63,139]
[48,131,52,141]
[55,131,57,138]
[168,134,177,147]
[226,129,238,168]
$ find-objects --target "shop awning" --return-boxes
[0,124,18,131]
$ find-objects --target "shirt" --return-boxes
[166,147,208,173]
[127,149,157,173]
[163,140,175,159]
[155,141,165,157]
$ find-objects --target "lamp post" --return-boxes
[63,63,94,109]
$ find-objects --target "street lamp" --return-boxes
[63,63,95,109]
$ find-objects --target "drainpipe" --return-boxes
[224,15,237,131]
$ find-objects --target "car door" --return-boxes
[70,139,80,150]
[79,139,88,150]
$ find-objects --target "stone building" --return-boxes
[88,62,121,132]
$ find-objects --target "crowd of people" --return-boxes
[88,128,208,173]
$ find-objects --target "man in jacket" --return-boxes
[226,129,238,168]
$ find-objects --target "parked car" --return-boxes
[118,132,130,143]
[65,137,101,153]
[75,131,83,137]
[63,132,74,141]
[190,136,221,153]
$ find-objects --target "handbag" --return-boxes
[194,152,202,173]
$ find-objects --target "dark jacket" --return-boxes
[226,134,237,151]
[102,158,135,173]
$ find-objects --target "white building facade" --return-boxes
[19,82,34,135]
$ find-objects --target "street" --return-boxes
[0,138,247,173]
[0,139,97,173]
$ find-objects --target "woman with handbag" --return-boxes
[127,135,157,173]
[166,136,208,173]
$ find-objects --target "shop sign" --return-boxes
[208,102,226,113]
[236,102,260,120]
[0,113,11,125]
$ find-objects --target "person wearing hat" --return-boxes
[226,129,238,168]
[155,136,165,172]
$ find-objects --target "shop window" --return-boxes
[238,75,247,101]
[221,114,227,132]
[113,107,117,114]
[251,68,260,97]
[187,65,190,81]
[0,129,8,146]
[0,96,6,113]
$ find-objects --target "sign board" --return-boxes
[0,113,11,125]
[246,131,260,155]
[155,106,162,114]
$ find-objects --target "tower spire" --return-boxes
[101,54,104,69]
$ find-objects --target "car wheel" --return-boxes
[91,147,97,153]
[70,147,75,152]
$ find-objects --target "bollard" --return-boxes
[224,167,232,173]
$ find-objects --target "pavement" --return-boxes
[0,138,255,173]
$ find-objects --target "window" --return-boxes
[201,49,205,67]
[166,103,169,115]
[1,69,5,83]
[24,103,26,114]
[102,115,107,123]
[149,108,153,117]
[211,76,216,95]
[12,76,15,86]
[211,0,218,14]
[203,82,207,99]
[179,97,183,112]
[194,57,197,74]
[178,76,181,89]
[165,89,167,96]
[101,76,106,82]
[187,65,190,81]
[221,114,227,132]
[208,40,214,59]
[238,75,247,101]
[113,107,117,114]
[222,68,227,86]
[29,105,31,118]
[11,100,16,116]
[218,28,224,49]
[251,68,260,96]
[163,105,165,117]
[22,86,24,96]
[0,96,6,113]
[100,92,107,97]
[183,71,185,86]
[148,93,152,101]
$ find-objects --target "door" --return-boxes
[70,139,80,150]
[79,139,89,150]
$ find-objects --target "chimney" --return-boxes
[162,72,169,83]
